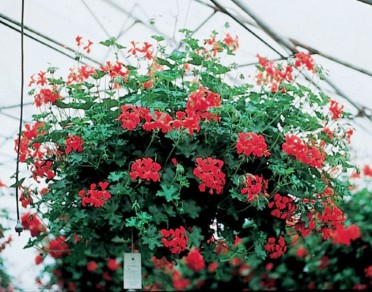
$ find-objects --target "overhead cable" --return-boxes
[0,13,101,66]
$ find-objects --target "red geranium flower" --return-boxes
[65,134,84,155]
[87,261,98,272]
[294,52,316,72]
[193,157,226,195]
[329,99,344,120]
[130,158,161,182]
[79,181,111,208]
[107,258,120,271]
[241,174,268,202]
[21,212,47,237]
[236,132,270,157]
[264,236,287,259]
[48,236,70,259]
[185,248,205,272]
[161,226,188,254]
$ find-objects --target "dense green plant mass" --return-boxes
[248,173,372,290]
[15,30,357,290]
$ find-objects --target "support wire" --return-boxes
[14,0,25,235]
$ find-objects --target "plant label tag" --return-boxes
[123,253,142,290]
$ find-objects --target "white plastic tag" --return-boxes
[123,253,142,290]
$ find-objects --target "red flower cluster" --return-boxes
[28,70,47,87]
[117,105,148,131]
[21,212,47,237]
[203,35,223,57]
[268,194,296,220]
[118,86,221,135]
[30,143,49,161]
[323,126,333,139]
[329,99,344,120]
[222,33,239,51]
[142,111,174,133]
[75,36,93,53]
[67,65,96,84]
[172,111,201,134]
[100,60,129,88]
[65,135,84,155]
[128,41,154,60]
[363,165,372,177]
[317,203,346,240]
[48,236,70,259]
[152,256,174,271]
[15,122,46,162]
[186,85,221,121]
[256,54,294,92]
[345,128,353,143]
[264,236,287,259]
[161,226,188,254]
[87,261,98,272]
[118,105,171,133]
[185,248,205,272]
[294,212,316,237]
[34,254,43,265]
[282,134,325,169]
[129,158,161,182]
[208,262,218,273]
[83,40,93,54]
[34,87,62,107]
[240,174,268,202]
[193,157,226,195]
[295,246,308,258]
[75,36,83,46]
[19,186,33,208]
[294,52,316,72]
[100,61,129,79]
[31,160,55,182]
[294,192,346,240]
[107,258,120,271]
[331,224,361,245]
[317,204,345,227]
[78,182,111,207]
[172,269,190,290]
[236,132,270,157]
[23,122,46,140]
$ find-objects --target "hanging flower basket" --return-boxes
[16,30,355,290]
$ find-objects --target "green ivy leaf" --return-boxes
[180,200,201,219]
[156,184,179,202]
[108,171,126,182]
[254,231,267,260]
[148,205,168,224]
[142,225,162,250]
[187,226,204,247]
